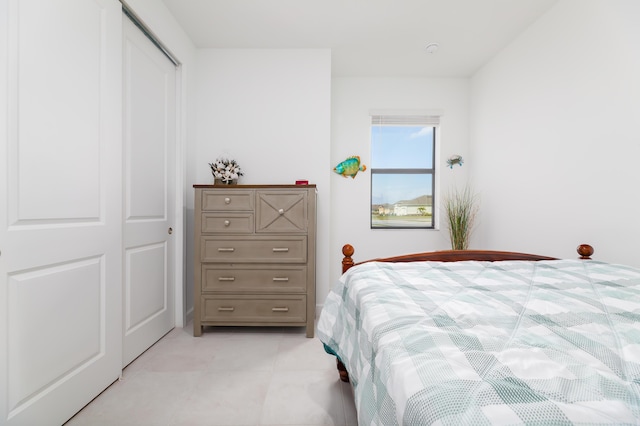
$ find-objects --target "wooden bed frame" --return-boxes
[333,243,595,382]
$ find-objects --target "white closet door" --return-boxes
[122,16,176,367]
[0,0,123,425]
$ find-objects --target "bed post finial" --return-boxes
[342,244,355,274]
[577,244,594,259]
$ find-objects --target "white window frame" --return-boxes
[370,113,440,230]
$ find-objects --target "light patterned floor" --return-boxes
[66,324,357,426]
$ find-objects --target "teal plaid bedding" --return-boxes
[317,259,640,425]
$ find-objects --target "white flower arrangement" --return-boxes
[209,157,244,184]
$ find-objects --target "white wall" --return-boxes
[126,0,197,325]
[193,49,331,314]
[470,0,640,266]
[130,0,640,320]
[329,77,470,290]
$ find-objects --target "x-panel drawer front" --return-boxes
[201,236,307,263]
[202,265,307,293]
[256,191,307,233]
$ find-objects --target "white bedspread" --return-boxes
[317,259,640,425]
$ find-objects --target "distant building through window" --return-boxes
[370,114,437,229]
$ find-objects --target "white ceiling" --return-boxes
[161,0,558,77]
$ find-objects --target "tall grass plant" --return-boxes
[444,185,478,250]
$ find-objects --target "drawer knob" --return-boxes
[272,277,289,282]
[278,208,284,215]
[224,220,230,226]
[224,197,231,204]
[272,248,289,253]
[218,277,235,281]
[272,307,289,312]
[218,248,235,252]
[218,307,235,312]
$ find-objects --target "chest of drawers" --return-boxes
[193,184,317,337]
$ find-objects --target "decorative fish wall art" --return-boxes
[446,154,464,169]
[334,156,367,178]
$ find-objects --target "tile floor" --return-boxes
[66,324,357,426]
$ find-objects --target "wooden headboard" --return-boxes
[341,244,594,274]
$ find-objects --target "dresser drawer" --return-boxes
[201,189,253,211]
[201,212,254,234]
[201,236,307,263]
[202,265,307,293]
[256,190,308,233]
[201,295,306,323]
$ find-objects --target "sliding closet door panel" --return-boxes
[122,15,175,367]
[0,0,123,425]
[15,1,101,221]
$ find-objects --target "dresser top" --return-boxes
[194,184,316,189]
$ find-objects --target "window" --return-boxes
[370,114,437,229]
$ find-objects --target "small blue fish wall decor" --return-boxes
[446,155,464,169]
[334,156,367,178]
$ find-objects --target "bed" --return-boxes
[317,244,640,425]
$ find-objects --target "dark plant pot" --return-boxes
[214,178,237,185]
